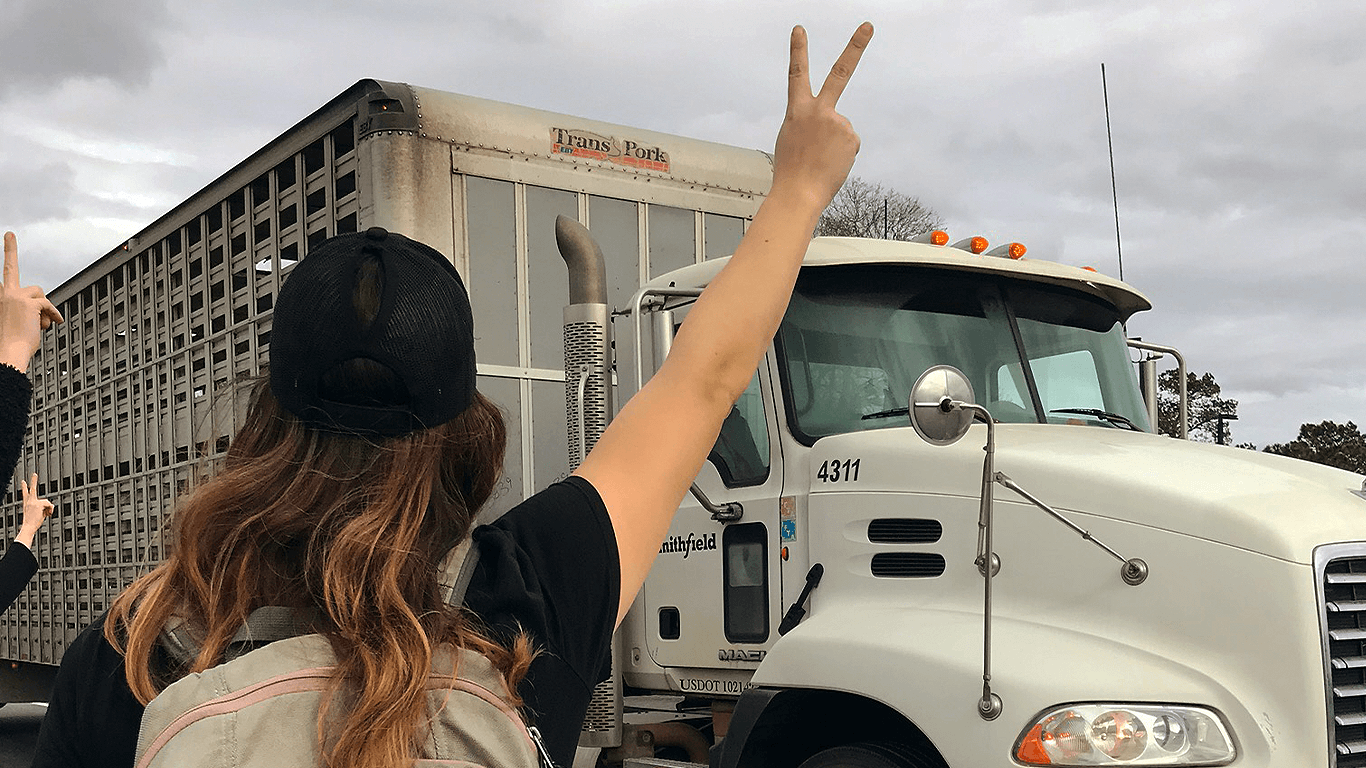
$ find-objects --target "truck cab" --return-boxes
[602,234,1366,768]
[622,235,1152,683]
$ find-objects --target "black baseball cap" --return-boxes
[269,227,476,437]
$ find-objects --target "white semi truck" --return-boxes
[576,229,1366,768]
[10,79,1366,768]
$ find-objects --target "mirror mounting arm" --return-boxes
[690,482,743,522]
[992,472,1148,586]
[964,402,1004,722]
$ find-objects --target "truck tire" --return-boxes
[797,742,946,768]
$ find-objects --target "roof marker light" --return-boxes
[952,236,990,254]
[912,230,950,246]
[986,242,1027,260]
[1081,266,1098,272]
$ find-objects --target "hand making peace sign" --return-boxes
[0,232,64,373]
[772,22,874,211]
[17,471,54,550]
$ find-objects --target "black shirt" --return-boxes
[0,363,33,488]
[0,364,38,616]
[32,476,619,768]
[0,541,37,615]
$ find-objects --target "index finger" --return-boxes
[4,232,17,289]
[787,26,812,109]
[816,22,874,107]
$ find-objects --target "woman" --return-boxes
[32,22,873,768]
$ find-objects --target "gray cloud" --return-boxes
[0,0,172,98]
[2,0,1363,450]
[0,156,75,222]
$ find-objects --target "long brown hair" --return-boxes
[107,379,533,768]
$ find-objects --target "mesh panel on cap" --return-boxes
[269,228,476,437]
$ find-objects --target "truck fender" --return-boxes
[736,604,1297,767]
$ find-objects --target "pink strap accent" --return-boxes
[136,666,335,768]
[138,668,533,767]
[427,673,537,755]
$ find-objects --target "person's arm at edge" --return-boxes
[573,23,874,625]
[0,364,30,497]
[0,476,38,612]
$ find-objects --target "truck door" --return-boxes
[641,368,783,677]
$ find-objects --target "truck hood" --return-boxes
[812,424,1366,564]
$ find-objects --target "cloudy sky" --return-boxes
[1,0,1362,449]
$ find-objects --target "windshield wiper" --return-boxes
[861,407,909,421]
[1049,408,1142,431]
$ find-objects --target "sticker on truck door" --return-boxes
[779,496,797,543]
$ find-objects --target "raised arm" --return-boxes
[573,23,874,624]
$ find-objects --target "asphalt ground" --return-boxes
[0,703,44,766]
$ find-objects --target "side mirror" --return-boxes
[909,365,977,446]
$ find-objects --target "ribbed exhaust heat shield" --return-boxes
[558,215,614,469]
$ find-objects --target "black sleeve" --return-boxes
[464,475,620,766]
[32,615,144,768]
[0,541,36,615]
[0,363,32,487]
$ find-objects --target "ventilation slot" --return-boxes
[868,518,942,543]
[871,553,945,578]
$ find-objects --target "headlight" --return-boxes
[1014,704,1235,765]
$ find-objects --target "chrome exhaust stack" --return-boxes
[556,215,623,750]
[557,215,615,469]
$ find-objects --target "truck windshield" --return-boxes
[776,265,1150,443]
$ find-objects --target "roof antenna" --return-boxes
[1101,63,1124,282]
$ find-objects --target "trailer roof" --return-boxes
[51,79,773,303]
[410,85,773,197]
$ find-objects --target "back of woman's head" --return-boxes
[174,377,506,630]
[108,228,525,768]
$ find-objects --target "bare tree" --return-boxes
[816,177,943,241]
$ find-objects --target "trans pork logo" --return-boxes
[551,128,670,173]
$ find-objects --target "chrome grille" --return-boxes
[1321,548,1366,766]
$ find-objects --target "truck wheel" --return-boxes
[798,741,946,768]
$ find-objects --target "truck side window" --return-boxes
[1029,350,1106,417]
[723,522,769,643]
[990,363,1036,423]
[707,373,769,487]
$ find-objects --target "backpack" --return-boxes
[134,607,552,768]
